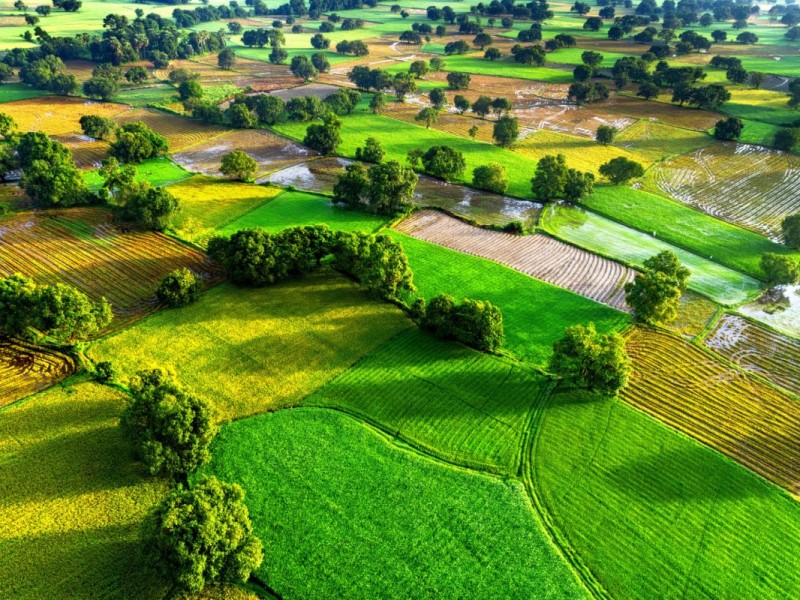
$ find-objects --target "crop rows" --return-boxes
[0,208,221,326]
[653,143,800,239]
[114,109,227,152]
[396,210,633,310]
[705,313,800,397]
[623,327,800,494]
[0,338,76,408]
[0,96,128,137]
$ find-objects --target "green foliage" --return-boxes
[94,360,115,383]
[782,214,800,249]
[366,160,418,215]
[595,124,617,145]
[549,323,629,396]
[121,369,217,481]
[83,76,118,101]
[79,114,115,140]
[119,181,180,231]
[220,150,258,182]
[420,294,504,352]
[421,145,466,181]
[332,161,370,209]
[332,232,416,300]
[157,268,201,308]
[110,122,169,164]
[446,71,471,90]
[226,103,256,129]
[531,153,593,202]
[644,250,691,291]
[324,88,360,115]
[714,117,745,141]
[369,91,387,114]
[217,48,236,70]
[17,132,88,207]
[415,106,439,129]
[303,114,342,155]
[289,55,318,82]
[354,137,384,163]
[143,476,262,593]
[493,115,519,148]
[125,66,148,84]
[774,128,800,152]
[598,157,645,184]
[760,252,800,287]
[472,162,508,194]
[178,79,203,101]
[0,273,37,337]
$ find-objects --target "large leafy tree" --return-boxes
[761,252,800,287]
[493,115,519,147]
[119,181,180,230]
[121,369,217,481]
[17,132,88,207]
[109,122,169,163]
[220,150,258,182]
[143,476,263,594]
[332,161,370,209]
[782,214,800,249]
[420,294,504,352]
[332,232,416,299]
[598,157,645,184]
[625,251,689,324]
[303,114,342,155]
[549,323,630,396]
[420,145,466,180]
[367,160,417,215]
[472,163,508,194]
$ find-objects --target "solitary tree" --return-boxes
[354,137,384,163]
[143,476,263,594]
[781,214,800,249]
[761,253,800,287]
[220,150,258,182]
[420,145,466,180]
[624,251,689,324]
[472,163,508,194]
[492,115,519,147]
[118,181,180,230]
[121,369,217,481]
[595,124,617,145]
[303,114,342,155]
[79,114,115,140]
[598,157,645,184]
[290,55,318,81]
[714,117,744,141]
[218,48,237,70]
[415,107,439,129]
[549,323,630,396]
[157,268,201,307]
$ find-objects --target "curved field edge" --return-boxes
[531,388,800,599]
[200,406,590,600]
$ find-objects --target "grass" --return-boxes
[613,120,713,164]
[216,189,387,237]
[387,231,629,366]
[84,157,191,190]
[0,381,168,599]
[533,388,800,600]
[440,53,574,82]
[203,407,588,599]
[88,271,411,422]
[272,107,540,198]
[304,328,548,474]
[0,82,49,103]
[722,88,800,126]
[739,118,782,147]
[541,204,762,305]
[166,175,283,242]
[514,129,639,175]
[580,185,796,280]
[114,85,177,108]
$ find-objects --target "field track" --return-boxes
[624,327,800,495]
[0,208,221,326]
[705,314,800,397]
[0,338,76,408]
[395,210,633,311]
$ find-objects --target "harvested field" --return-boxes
[0,338,76,408]
[652,143,800,240]
[173,128,313,177]
[396,210,633,310]
[514,129,638,175]
[668,291,719,338]
[0,96,129,137]
[113,108,227,152]
[604,95,720,131]
[623,327,800,495]
[705,314,800,397]
[0,208,221,326]
[52,133,109,168]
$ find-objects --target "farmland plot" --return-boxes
[624,327,800,495]
[396,210,633,310]
[173,129,314,178]
[113,109,227,152]
[264,157,347,192]
[613,120,713,165]
[652,143,800,240]
[0,338,76,408]
[0,96,128,136]
[740,285,800,338]
[0,208,220,325]
[705,314,800,397]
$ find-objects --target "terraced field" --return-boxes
[396,210,633,310]
[114,108,227,152]
[624,327,800,494]
[172,129,313,178]
[0,208,220,325]
[652,143,800,240]
[705,314,800,397]
[0,338,76,408]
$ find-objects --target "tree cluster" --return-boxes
[531,153,594,202]
[419,294,504,352]
[333,160,418,215]
[549,323,629,396]
[625,250,690,325]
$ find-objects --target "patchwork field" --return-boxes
[84,157,190,189]
[388,231,629,366]
[705,314,800,397]
[0,382,168,599]
[623,327,800,495]
[216,190,387,237]
[305,328,547,474]
[542,204,762,306]
[534,389,800,600]
[172,129,314,178]
[204,407,587,599]
[114,109,227,152]
[0,96,128,136]
[88,272,411,422]
[652,143,800,240]
[0,208,220,325]
[397,210,634,310]
[0,339,76,408]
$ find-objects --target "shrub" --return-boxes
[472,163,508,194]
[549,323,629,395]
[157,268,201,307]
[94,360,115,383]
[332,232,416,299]
[782,214,800,249]
[109,122,168,163]
[761,252,800,287]
[420,294,504,352]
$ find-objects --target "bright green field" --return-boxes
[272,107,539,198]
[305,328,548,474]
[388,231,630,366]
[0,382,167,600]
[88,272,411,422]
[203,407,588,599]
[84,157,190,190]
[216,190,387,236]
[541,204,762,305]
[581,185,796,280]
[440,54,574,82]
[533,389,800,599]
[227,44,357,66]
[114,85,178,108]
[0,83,49,104]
